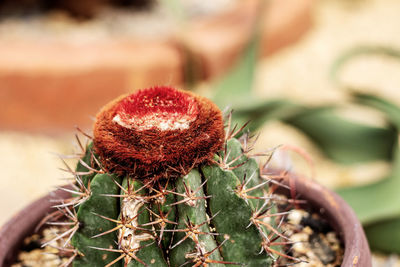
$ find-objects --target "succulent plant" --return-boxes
[47,86,291,266]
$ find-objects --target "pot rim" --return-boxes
[0,172,371,267]
[264,169,371,267]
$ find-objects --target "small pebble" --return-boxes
[288,209,307,225]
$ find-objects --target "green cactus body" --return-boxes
[149,181,176,250]
[169,169,224,266]
[201,165,272,266]
[69,138,275,266]
[75,142,96,188]
[71,173,122,266]
[120,179,168,267]
[53,87,283,266]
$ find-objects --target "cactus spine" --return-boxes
[49,87,287,266]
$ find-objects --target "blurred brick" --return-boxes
[0,0,314,133]
[0,40,184,133]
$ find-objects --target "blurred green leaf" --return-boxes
[364,215,400,253]
[337,93,400,224]
[343,140,400,253]
[232,100,301,132]
[211,1,269,110]
[330,46,400,86]
[326,45,400,253]
[211,33,397,164]
[224,96,396,165]
[212,34,260,110]
[337,160,400,225]
[283,107,396,164]
[351,91,400,127]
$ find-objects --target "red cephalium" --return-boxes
[93,86,224,180]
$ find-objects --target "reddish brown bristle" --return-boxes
[93,86,224,180]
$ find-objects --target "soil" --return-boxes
[278,202,343,266]
[11,227,72,267]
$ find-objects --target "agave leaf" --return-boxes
[328,46,400,162]
[211,32,260,110]
[351,90,400,127]
[211,1,270,110]
[364,215,400,253]
[337,139,400,225]
[227,96,396,164]
[328,46,400,238]
[232,99,301,132]
[330,46,400,86]
[221,92,396,164]
[212,37,397,163]
[336,93,400,225]
[283,107,396,164]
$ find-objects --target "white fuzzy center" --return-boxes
[113,112,195,131]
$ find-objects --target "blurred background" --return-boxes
[1,0,400,265]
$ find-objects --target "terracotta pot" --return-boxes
[0,172,371,267]
[0,188,71,267]
[266,170,372,267]
[0,0,314,133]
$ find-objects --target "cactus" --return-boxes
[48,86,291,266]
